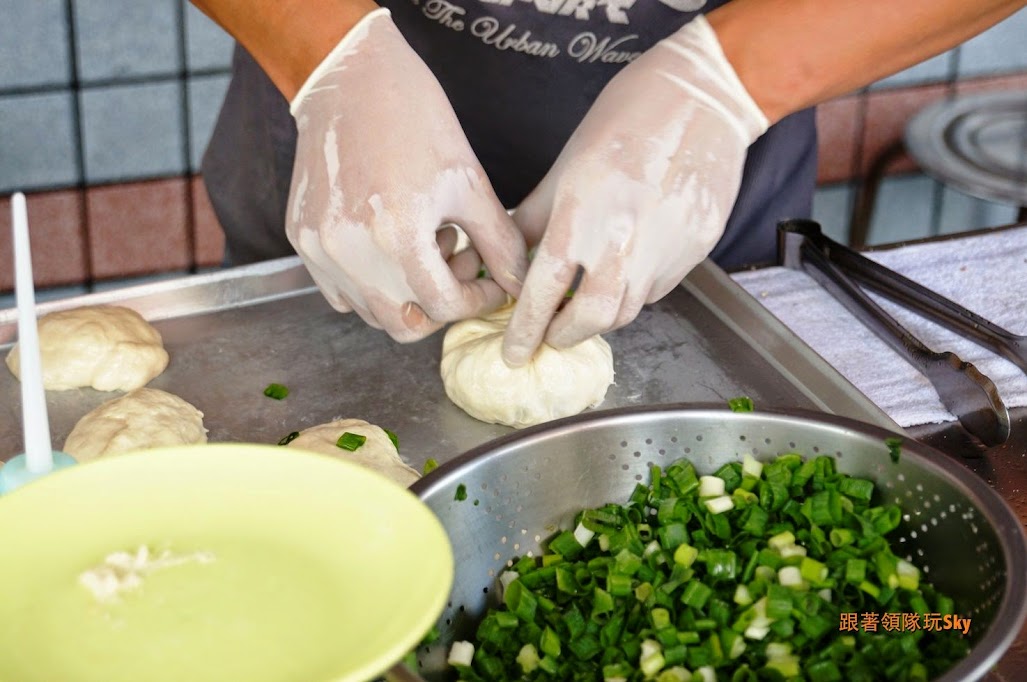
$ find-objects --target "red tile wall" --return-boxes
[191,176,225,268]
[0,190,89,290]
[0,176,226,293]
[87,179,191,279]
[814,95,862,184]
[816,71,1027,185]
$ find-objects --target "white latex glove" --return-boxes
[503,15,768,366]
[286,8,528,342]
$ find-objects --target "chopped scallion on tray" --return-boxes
[448,452,968,681]
[728,397,755,413]
[263,383,289,400]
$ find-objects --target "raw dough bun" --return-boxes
[287,419,420,487]
[6,305,169,391]
[440,304,615,428]
[64,388,207,462]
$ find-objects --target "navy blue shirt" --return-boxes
[202,0,817,269]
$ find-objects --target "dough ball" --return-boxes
[5,305,169,392]
[287,419,420,488]
[440,304,615,428]
[64,388,207,462]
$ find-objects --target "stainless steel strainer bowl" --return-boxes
[409,405,1027,682]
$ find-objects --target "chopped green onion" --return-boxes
[778,566,803,588]
[896,558,920,590]
[382,428,399,450]
[829,528,855,547]
[449,451,968,681]
[698,475,726,497]
[592,587,614,617]
[335,432,366,451]
[454,483,467,502]
[799,557,828,584]
[447,641,474,667]
[263,383,289,400]
[728,397,754,412]
[768,530,795,551]
[765,585,792,619]
[845,558,867,584]
[516,643,540,674]
[639,639,665,677]
[886,437,903,463]
[733,584,753,606]
[704,495,735,514]
[681,580,713,609]
[573,522,596,548]
[504,579,537,621]
[539,626,561,658]
[674,543,699,568]
[550,530,585,558]
[838,476,874,502]
[422,458,439,475]
[276,431,299,446]
[741,453,763,479]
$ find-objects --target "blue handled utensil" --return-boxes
[0,192,76,494]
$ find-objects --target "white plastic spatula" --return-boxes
[0,192,76,494]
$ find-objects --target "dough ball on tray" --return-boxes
[64,388,207,462]
[286,418,420,487]
[6,304,169,392]
[440,303,615,429]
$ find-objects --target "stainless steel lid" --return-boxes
[905,90,1027,206]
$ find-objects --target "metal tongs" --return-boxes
[778,219,1019,447]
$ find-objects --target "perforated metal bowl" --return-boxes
[410,405,1027,682]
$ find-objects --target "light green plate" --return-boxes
[0,444,454,682]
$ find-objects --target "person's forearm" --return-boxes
[190,0,378,100]
[708,0,1027,124]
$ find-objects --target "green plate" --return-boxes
[0,444,453,682]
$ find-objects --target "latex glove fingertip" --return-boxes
[501,339,535,369]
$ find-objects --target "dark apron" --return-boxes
[202,0,816,270]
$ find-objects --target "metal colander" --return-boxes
[409,405,1027,682]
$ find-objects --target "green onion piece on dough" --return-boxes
[383,428,400,451]
[336,432,367,451]
[263,383,289,400]
[277,431,300,446]
[728,396,755,412]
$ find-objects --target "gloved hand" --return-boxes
[286,8,528,342]
[502,15,768,366]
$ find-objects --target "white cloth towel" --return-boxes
[731,226,1027,428]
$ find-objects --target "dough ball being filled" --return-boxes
[6,305,169,392]
[286,418,420,487]
[64,388,207,462]
[440,304,615,429]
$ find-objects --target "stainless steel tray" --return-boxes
[0,257,898,470]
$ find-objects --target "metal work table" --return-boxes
[0,253,1023,679]
[0,258,896,467]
